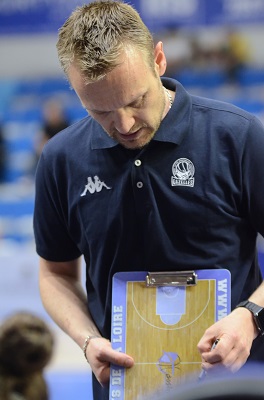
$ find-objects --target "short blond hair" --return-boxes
[56,0,155,82]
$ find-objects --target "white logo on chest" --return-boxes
[171,158,195,187]
[80,176,111,196]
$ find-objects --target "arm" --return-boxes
[39,257,134,385]
[197,281,264,376]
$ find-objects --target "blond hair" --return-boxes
[56,0,155,82]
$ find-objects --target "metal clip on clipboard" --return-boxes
[145,271,197,287]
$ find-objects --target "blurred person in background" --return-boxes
[157,28,192,77]
[35,99,69,158]
[33,1,264,399]
[223,28,251,83]
[0,312,54,400]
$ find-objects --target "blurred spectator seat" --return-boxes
[15,78,70,98]
[2,120,40,182]
[174,68,227,88]
[0,179,34,243]
[174,66,264,89]
[46,372,92,400]
[237,67,264,86]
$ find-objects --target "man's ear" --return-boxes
[154,41,167,76]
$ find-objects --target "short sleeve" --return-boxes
[33,150,81,262]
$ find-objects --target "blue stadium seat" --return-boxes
[237,67,264,86]
[46,371,93,400]
[174,68,227,88]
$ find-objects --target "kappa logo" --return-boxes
[80,175,111,196]
[171,158,195,187]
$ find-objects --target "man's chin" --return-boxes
[116,131,154,150]
[119,138,149,150]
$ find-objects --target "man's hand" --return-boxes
[197,307,257,376]
[85,337,134,386]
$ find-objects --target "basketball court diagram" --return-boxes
[110,270,231,400]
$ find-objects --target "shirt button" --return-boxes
[134,159,141,166]
[136,181,143,188]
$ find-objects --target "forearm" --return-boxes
[237,280,264,338]
[39,257,134,384]
[39,256,100,349]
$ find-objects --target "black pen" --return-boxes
[198,338,220,381]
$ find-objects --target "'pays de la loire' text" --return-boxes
[110,305,124,399]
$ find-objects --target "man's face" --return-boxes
[68,46,167,149]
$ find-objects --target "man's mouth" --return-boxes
[119,128,143,141]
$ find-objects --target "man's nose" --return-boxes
[113,109,135,134]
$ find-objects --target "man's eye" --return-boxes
[131,96,145,109]
[93,110,110,116]
[132,101,142,109]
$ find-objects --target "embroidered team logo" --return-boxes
[171,158,195,187]
[80,175,111,196]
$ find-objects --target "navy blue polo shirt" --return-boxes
[34,77,264,349]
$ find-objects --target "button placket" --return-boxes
[134,159,143,188]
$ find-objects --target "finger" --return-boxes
[95,350,134,387]
[201,333,236,362]
[202,340,249,375]
[197,336,215,353]
[222,344,249,373]
[106,347,134,368]
[197,331,222,353]
[89,337,134,367]
[91,340,134,367]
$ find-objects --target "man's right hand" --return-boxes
[85,337,134,386]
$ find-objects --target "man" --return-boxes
[33,1,264,399]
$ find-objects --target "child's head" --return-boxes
[0,312,54,400]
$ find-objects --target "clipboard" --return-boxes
[109,269,231,400]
